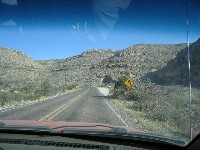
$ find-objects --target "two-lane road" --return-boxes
[0,87,126,126]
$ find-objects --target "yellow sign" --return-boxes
[127,86,132,93]
[124,78,134,87]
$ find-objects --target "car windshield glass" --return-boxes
[0,0,200,145]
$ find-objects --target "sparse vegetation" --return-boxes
[0,92,8,106]
[110,76,200,142]
[66,84,77,90]
[1,39,200,142]
[0,82,79,107]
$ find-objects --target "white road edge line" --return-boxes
[104,100,128,127]
[97,88,128,127]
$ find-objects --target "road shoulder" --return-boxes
[97,87,148,131]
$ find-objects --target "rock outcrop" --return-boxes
[2,39,198,88]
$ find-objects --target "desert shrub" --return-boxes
[41,80,51,96]
[29,93,40,100]
[0,92,8,106]
[67,84,77,90]
[114,76,128,90]
[112,76,129,98]
[127,86,144,101]
[20,84,33,94]
[35,80,52,96]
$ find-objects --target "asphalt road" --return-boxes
[0,87,125,126]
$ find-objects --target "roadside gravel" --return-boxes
[97,87,147,131]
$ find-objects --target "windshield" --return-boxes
[0,0,199,145]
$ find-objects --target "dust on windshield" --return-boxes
[0,0,200,144]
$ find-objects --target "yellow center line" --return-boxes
[47,96,78,121]
[39,100,72,121]
[38,100,74,121]
[39,90,88,121]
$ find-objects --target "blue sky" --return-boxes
[0,0,199,60]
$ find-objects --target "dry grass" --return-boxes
[110,80,200,143]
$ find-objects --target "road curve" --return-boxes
[0,87,125,126]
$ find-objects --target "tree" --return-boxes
[114,76,129,90]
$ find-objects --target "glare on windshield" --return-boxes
[0,0,200,144]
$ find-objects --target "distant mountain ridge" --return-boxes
[1,40,199,88]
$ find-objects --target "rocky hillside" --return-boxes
[0,48,50,87]
[91,44,186,81]
[38,49,116,85]
[37,43,186,86]
[146,38,200,88]
[1,39,199,88]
